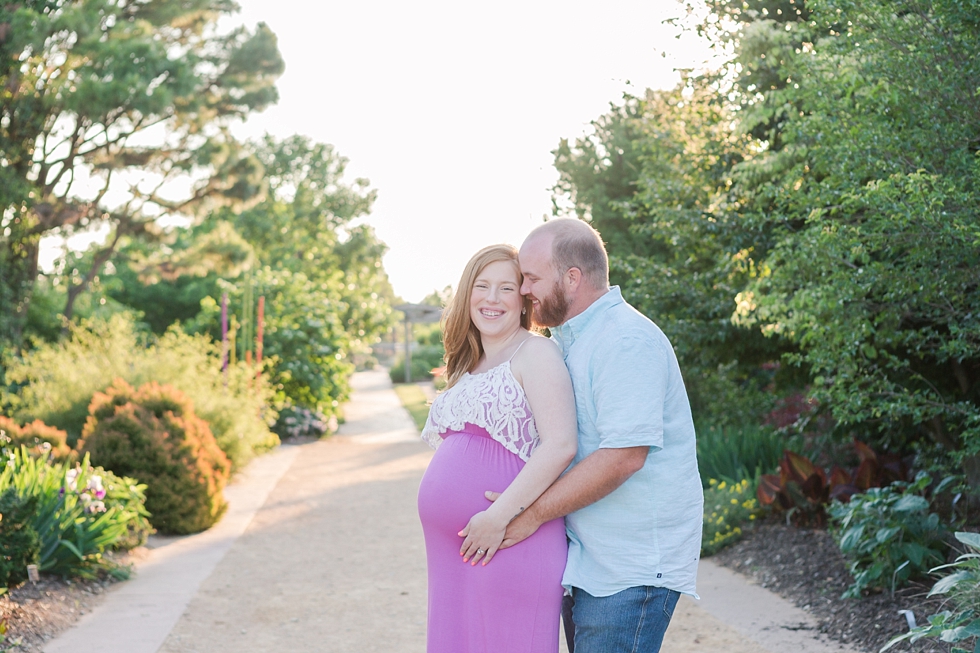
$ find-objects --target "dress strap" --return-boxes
[508,336,533,361]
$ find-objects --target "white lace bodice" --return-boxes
[421,361,539,462]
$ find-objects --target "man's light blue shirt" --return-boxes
[551,286,703,598]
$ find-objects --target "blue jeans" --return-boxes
[562,586,680,653]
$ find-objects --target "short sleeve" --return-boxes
[592,334,667,451]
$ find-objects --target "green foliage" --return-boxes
[0,488,40,590]
[829,474,946,599]
[696,424,787,487]
[234,135,395,353]
[552,83,797,430]
[725,0,980,484]
[758,441,914,526]
[3,315,277,469]
[702,478,761,556]
[0,447,151,579]
[0,417,72,462]
[78,380,231,535]
[0,0,284,343]
[556,0,980,491]
[103,135,396,417]
[882,531,980,653]
[389,345,445,384]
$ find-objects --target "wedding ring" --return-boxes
[477,549,486,555]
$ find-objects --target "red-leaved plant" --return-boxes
[757,441,911,527]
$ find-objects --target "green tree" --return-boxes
[228,135,395,354]
[726,0,980,484]
[101,136,395,417]
[0,0,284,346]
[553,83,795,426]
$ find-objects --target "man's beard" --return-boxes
[531,280,571,328]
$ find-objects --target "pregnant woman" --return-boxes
[417,244,578,653]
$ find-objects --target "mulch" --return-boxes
[0,547,145,652]
[0,576,115,652]
[711,521,955,653]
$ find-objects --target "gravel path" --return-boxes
[41,370,859,652]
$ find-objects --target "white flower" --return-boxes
[85,501,106,514]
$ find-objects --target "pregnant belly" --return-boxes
[417,429,525,535]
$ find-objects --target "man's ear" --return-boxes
[565,267,583,292]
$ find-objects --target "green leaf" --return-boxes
[893,495,929,513]
[840,525,866,552]
[956,532,980,551]
[930,571,975,596]
[876,526,902,545]
[903,542,940,568]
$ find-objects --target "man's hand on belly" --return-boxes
[485,490,542,549]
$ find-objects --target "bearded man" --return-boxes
[488,218,703,653]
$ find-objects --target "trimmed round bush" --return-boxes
[77,379,231,534]
[0,416,72,462]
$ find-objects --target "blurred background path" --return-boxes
[44,370,857,653]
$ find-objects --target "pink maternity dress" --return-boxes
[417,359,567,653]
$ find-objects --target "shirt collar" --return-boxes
[551,286,623,355]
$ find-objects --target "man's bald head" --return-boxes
[525,219,609,291]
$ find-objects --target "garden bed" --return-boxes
[0,548,147,651]
[2,576,114,651]
[711,521,952,653]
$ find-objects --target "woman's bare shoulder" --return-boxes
[512,333,564,372]
[517,333,561,356]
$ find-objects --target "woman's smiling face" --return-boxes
[469,260,523,340]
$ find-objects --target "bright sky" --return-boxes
[226,0,716,302]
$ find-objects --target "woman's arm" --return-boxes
[458,336,578,565]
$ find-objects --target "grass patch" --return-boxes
[393,384,430,431]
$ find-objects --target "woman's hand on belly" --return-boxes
[458,508,509,566]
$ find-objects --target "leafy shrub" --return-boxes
[702,478,761,556]
[757,442,913,527]
[696,424,787,487]
[0,416,72,462]
[882,531,980,653]
[829,473,946,598]
[828,441,912,503]
[188,266,359,419]
[0,488,40,590]
[757,450,839,527]
[272,405,335,439]
[3,315,278,469]
[0,446,151,578]
[388,344,445,384]
[78,380,231,534]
